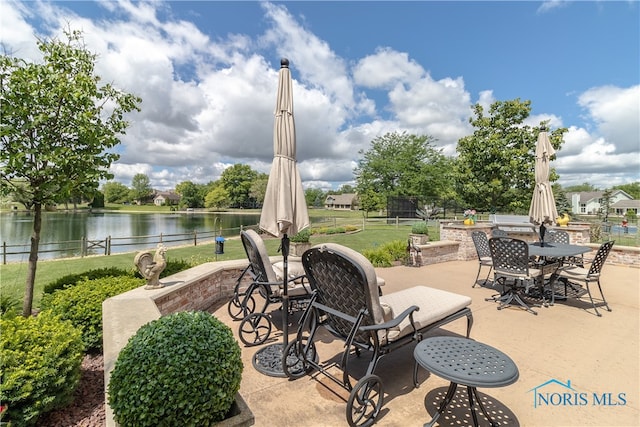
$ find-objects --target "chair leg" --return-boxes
[482,266,492,287]
[472,264,481,288]
[585,279,612,317]
[596,279,612,312]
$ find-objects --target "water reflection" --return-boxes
[0,212,260,262]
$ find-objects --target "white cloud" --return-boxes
[2,1,638,193]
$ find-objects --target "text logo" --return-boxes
[528,379,626,408]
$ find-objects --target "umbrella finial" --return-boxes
[281,58,289,68]
[540,125,547,131]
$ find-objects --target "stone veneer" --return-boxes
[102,258,252,427]
[408,221,639,267]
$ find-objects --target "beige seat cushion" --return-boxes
[379,286,472,342]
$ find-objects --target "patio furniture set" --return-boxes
[472,229,615,317]
[227,229,537,426]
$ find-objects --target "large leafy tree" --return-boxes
[130,173,153,203]
[354,131,454,213]
[455,99,566,213]
[103,181,131,203]
[175,180,204,208]
[0,30,140,316]
[220,164,258,208]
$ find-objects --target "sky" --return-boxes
[2,0,639,193]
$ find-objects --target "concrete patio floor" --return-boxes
[212,260,639,427]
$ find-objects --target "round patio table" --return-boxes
[414,336,519,427]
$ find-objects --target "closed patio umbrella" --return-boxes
[529,127,558,246]
[254,58,309,376]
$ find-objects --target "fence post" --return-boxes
[2,242,6,265]
[160,233,163,243]
[396,216,399,227]
[194,230,197,246]
[81,236,86,257]
[106,236,111,255]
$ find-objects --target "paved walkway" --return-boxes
[212,260,639,427]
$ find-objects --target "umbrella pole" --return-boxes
[540,223,546,247]
[281,234,289,347]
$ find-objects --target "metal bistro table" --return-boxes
[414,336,519,427]
[527,242,591,305]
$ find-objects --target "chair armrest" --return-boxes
[360,305,420,331]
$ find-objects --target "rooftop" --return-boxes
[213,260,639,426]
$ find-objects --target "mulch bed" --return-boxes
[37,354,105,427]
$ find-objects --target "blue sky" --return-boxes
[2,0,639,192]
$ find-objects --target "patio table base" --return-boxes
[252,343,288,377]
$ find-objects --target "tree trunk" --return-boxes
[22,203,42,317]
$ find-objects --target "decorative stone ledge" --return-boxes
[102,259,250,427]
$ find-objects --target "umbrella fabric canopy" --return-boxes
[529,128,558,243]
[259,58,309,238]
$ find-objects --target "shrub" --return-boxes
[0,311,84,426]
[40,276,144,352]
[0,295,20,316]
[363,247,393,267]
[108,311,243,426]
[289,228,312,243]
[411,221,429,235]
[381,240,409,261]
[43,266,134,295]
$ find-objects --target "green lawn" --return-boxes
[0,225,417,310]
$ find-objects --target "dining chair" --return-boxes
[487,237,543,315]
[491,229,508,238]
[556,240,615,317]
[546,230,584,267]
[471,231,493,287]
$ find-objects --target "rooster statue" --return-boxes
[556,213,571,227]
[134,243,167,289]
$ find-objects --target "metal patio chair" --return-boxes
[487,237,543,315]
[227,229,310,346]
[557,240,614,316]
[283,243,473,427]
[471,231,493,287]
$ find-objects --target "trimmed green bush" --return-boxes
[40,276,144,351]
[411,221,429,235]
[0,311,84,426]
[108,311,243,426]
[43,266,133,295]
[290,228,312,243]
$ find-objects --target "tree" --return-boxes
[563,182,597,192]
[600,188,614,221]
[220,164,257,208]
[354,132,454,212]
[1,30,140,316]
[304,188,326,208]
[131,173,153,204]
[249,173,269,206]
[103,181,131,203]
[614,182,640,199]
[455,99,566,213]
[205,185,230,209]
[175,181,204,208]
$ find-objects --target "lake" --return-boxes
[0,211,261,262]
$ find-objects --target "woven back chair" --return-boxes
[284,243,473,427]
[471,231,493,287]
[228,229,309,346]
[488,237,542,315]
[557,240,614,316]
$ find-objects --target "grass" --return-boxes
[0,224,418,310]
